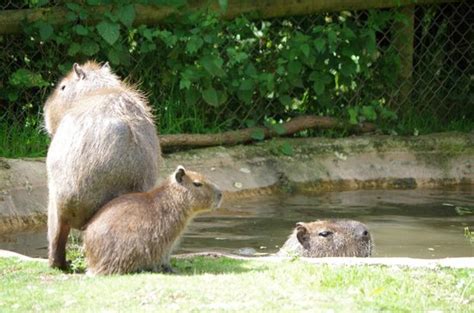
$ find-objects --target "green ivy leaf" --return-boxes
[300,43,310,58]
[185,89,200,106]
[141,28,154,41]
[38,22,53,41]
[279,95,292,107]
[380,107,397,120]
[200,55,225,77]
[202,87,220,107]
[327,29,338,46]
[140,42,156,53]
[179,78,191,90]
[313,80,325,95]
[313,38,326,53]
[348,107,359,125]
[31,0,49,7]
[186,36,204,54]
[117,4,136,27]
[9,69,49,88]
[66,2,82,12]
[245,119,256,127]
[245,63,257,78]
[107,49,121,65]
[272,124,287,135]
[287,61,302,75]
[6,89,19,101]
[276,66,285,75]
[341,26,356,39]
[66,11,78,22]
[279,142,294,156]
[238,90,253,104]
[310,71,332,95]
[250,128,265,141]
[67,43,81,56]
[74,25,88,36]
[340,60,357,78]
[239,79,254,91]
[157,30,177,47]
[96,21,120,45]
[362,105,377,121]
[364,30,376,55]
[82,40,100,56]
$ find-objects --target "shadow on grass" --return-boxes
[0,251,268,276]
[170,255,268,276]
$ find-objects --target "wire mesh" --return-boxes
[0,1,472,137]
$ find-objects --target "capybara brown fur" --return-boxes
[278,220,373,257]
[44,61,160,269]
[83,166,222,275]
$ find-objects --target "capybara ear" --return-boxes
[73,63,86,80]
[174,165,186,183]
[101,61,111,70]
[296,222,310,248]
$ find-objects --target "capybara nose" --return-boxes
[354,224,371,240]
[213,190,223,209]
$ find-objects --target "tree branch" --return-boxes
[159,115,375,151]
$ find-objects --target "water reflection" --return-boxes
[1,188,473,259]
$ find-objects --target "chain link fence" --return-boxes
[0,1,472,145]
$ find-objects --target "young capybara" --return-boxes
[44,61,160,269]
[278,220,373,257]
[83,166,222,275]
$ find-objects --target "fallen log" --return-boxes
[159,115,375,151]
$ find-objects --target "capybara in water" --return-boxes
[83,166,222,275]
[278,220,373,257]
[44,61,160,269]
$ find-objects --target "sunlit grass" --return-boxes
[0,256,472,312]
[0,117,49,158]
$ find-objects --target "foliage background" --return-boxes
[0,0,472,157]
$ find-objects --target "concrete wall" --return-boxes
[1,132,473,233]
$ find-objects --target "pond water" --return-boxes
[1,188,473,259]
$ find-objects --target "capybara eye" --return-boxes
[318,231,333,237]
[193,181,203,187]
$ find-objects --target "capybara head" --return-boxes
[171,165,222,213]
[44,61,121,135]
[294,219,373,257]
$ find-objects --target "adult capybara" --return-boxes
[278,220,373,257]
[83,166,222,275]
[44,61,160,269]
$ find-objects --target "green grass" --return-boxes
[158,98,227,135]
[0,118,49,158]
[390,111,474,136]
[1,256,472,312]
[1,104,472,159]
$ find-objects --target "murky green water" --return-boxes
[1,188,473,259]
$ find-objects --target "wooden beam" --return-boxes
[0,0,459,35]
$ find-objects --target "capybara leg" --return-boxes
[161,264,177,274]
[48,211,70,270]
[160,252,176,273]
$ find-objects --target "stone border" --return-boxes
[2,249,473,269]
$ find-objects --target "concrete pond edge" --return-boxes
[1,249,473,269]
[0,132,473,268]
[1,131,473,234]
